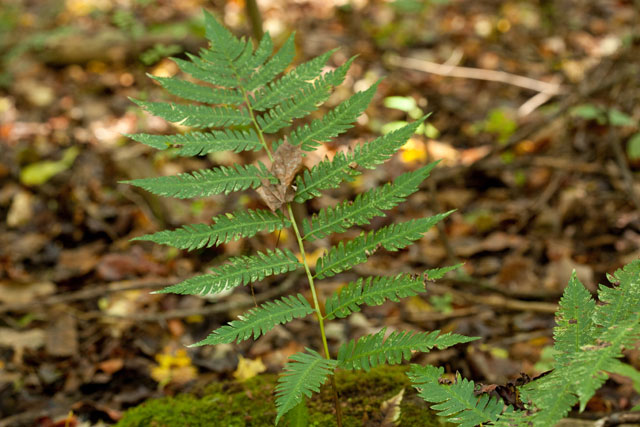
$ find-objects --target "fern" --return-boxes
[127,11,479,425]
[410,260,640,427]
[337,327,477,371]
[155,248,301,296]
[193,293,314,346]
[275,349,338,424]
[408,365,505,427]
[133,209,290,250]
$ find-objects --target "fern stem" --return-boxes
[241,89,274,161]
[286,203,343,427]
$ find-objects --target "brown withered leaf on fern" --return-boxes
[257,140,303,211]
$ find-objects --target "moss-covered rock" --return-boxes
[117,365,447,426]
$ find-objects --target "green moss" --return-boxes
[117,365,446,426]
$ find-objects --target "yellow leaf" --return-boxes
[400,138,427,164]
[297,248,325,269]
[233,355,266,382]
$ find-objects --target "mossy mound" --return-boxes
[117,365,446,426]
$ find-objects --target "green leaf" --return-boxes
[608,108,635,127]
[156,248,302,296]
[202,10,245,61]
[132,99,251,129]
[171,56,238,87]
[571,104,606,124]
[315,212,452,279]
[20,146,79,186]
[275,350,337,424]
[294,118,425,203]
[127,129,261,155]
[124,163,274,199]
[149,75,244,105]
[384,96,417,112]
[627,133,640,161]
[192,294,314,346]
[303,163,437,241]
[133,209,290,250]
[408,365,504,427]
[338,327,476,371]
[283,398,309,427]
[324,274,426,320]
[288,82,379,152]
[246,34,296,91]
[251,50,337,111]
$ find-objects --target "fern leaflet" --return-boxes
[246,34,296,91]
[133,209,290,250]
[275,349,337,424]
[133,100,251,129]
[315,212,452,279]
[408,365,505,427]
[193,293,314,346]
[294,119,425,202]
[149,75,244,105]
[303,163,437,240]
[155,248,301,296]
[337,327,476,371]
[124,163,274,199]
[126,129,261,155]
[324,274,426,320]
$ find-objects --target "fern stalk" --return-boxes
[286,203,344,426]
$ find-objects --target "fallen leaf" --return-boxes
[151,348,197,387]
[0,281,55,305]
[233,355,266,381]
[45,311,78,357]
[20,146,79,186]
[257,140,303,211]
[380,388,404,426]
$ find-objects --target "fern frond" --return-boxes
[132,100,251,129]
[337,327,476,371]
[245,34,296,91]
[250,50,336,111]
[275,349,337,424]
[303,163,437,241]
[155,248,301,296]
[256,58,353,133]
[594,259,640,328]
[288,82,379,152]
[408,365,505,427]
[294,118,425,202]
[315,212,452,279]
[126,129,261,155]
[241,32,274,78]
[133,209,290,250]
[149,75,244,105]
[192,294,314,346]
[324,274,426,320]
[172,56,239,87]
[124,163,273,199]
[553,272,596,364]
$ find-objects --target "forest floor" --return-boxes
[0,0,639,426]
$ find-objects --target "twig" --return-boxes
[594,411,640,427]
[388,54,564,94]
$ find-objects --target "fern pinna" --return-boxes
[408,260,640,427]
[127,10,472,425]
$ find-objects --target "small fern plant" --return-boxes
[126,10,475,425]
[408,259,640,427]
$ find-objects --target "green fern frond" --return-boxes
[124,163,274,199]
[303,163,437,241]
[202,10,245,61]
[250,50,336,111]
[294,118,425,203]
[594,259,640,328]
[408,365,505,427]
[133,209,290,250]
[275,349,337,424]
[256,58,353,133]
[149,75,244,105]
[245,34,296,91]
[155,248,302,296]
[192,294,314,346]
[337,327,476,371]
[132,99,251,129]
[172,56,239,87]
[315,212,452,279]
[553,272,596,364]
[324,274,426,320]
[241,32,274,77]
[288,82,379,152]
[126,129,261,155]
